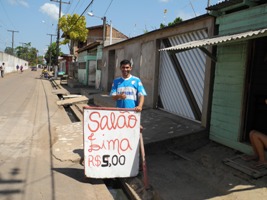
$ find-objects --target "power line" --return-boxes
[103,0,115,16]
[63,0,73,14]
[189,1,197,17]
[0,0,16,30]
[78,0,94,18]
[70,0,94,28]
[72,0,88,15]
[69,0,81,15]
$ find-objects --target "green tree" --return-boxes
[160,17,183,28]
[4,47,14,55]
[15,43,39,66]
[37,55,45,65]
[16,42,31,60]
[59,14,88,49]
[27,47,39,66]
[44,42,61,66]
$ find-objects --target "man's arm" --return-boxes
[135,95,144,112]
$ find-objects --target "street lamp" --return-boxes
[87,12,106,45]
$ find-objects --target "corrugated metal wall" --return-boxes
[158,29,208,121]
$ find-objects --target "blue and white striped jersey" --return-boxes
[110,75,147,108]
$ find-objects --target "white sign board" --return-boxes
[83,108,140,178]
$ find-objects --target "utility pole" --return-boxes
[7,30,19,55]
[102,16,106,46]
[88,12,106,46]
[50,0,70,77]
[109,20,112,45]
[207,0,211,12]
[47,34,56,71]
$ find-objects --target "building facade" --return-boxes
[71,24,128,87]
[101,14,215,128]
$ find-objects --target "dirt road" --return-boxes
[0,70,112,200]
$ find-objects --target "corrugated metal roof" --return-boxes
[159,28,267,51]
[206,0,243,11]
[206,0,263,11]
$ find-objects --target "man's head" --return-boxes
[120,59,132,78]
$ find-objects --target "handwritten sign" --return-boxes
[83,107,140,178]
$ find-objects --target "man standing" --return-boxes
[110,59,147,173]
[110,59,147,112]
[0,63,5,78]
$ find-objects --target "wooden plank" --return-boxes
[57,96,88,106]
[63,94,82,99]
[224,161,262,178]
[54,80,61,85]
[223,155,267,178]
[52,89,69,95]
[60,80,68,85]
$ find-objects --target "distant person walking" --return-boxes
[20,65,23,73]
[0,63,5,78]
[16,64,19,72]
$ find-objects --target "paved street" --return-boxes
[0,70,113,200]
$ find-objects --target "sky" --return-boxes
[0,0,220,56]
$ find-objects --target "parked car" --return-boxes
[31,66,37,71]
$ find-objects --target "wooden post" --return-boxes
[140,127,149,189]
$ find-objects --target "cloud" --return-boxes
[159,0,170,2]
[39,3,63,21]
[8,0,29,7]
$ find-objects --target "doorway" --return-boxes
[243,36,267,142]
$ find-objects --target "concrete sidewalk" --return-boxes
[92,93,207,147]
[56,86,207,154]
[48,81,114,200]
[53,84,208,198]
[53,82,267,200]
